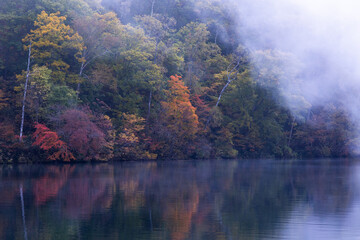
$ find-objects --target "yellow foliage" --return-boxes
[22,11,84,82]
[116,113,156,160]
[51,60,70,71]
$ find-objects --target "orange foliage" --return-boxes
[161,75,199,138]
[32,123,75,161]
[190,94,210,127]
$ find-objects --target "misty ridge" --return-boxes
[225,0,360,153]
[0,0,358,161]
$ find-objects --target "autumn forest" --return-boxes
[0,0,355,162]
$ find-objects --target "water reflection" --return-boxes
[0,159,358,239]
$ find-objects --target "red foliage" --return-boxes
[60,109,108,160]
[32,123,75,161]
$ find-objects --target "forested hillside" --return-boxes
[0,0,354,162]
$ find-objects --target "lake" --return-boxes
[0,159,359,240]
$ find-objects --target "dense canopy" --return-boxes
[0,0,354,162]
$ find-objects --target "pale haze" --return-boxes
[225,0,360,150]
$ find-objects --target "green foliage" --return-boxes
[47,85,78,108]
[15,65,52,122]
[0,0,356,161]
[176,22,221,92]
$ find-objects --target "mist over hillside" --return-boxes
[0,0,357,162]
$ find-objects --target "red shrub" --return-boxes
[32,123,75,161]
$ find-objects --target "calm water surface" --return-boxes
[0,159,359,240]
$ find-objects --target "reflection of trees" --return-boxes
[162,184,199,240]
[32,165,74,205]
[216,160,352,239]
[0,160,355,240]
[60,164,115,219]
[289,160,352,214]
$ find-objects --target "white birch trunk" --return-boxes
[205,59,241,128]
[19,42,31,142]
[150,0,156,17]
[215,60,241,107]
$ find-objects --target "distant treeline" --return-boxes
[0,0,354,162]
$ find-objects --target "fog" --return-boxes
[218,0,360,150]
[229,1,360,104]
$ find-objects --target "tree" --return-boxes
[16,65,52,122]
[204,47,250,127]
[47,85,78,109]
[32,123,75,161]
[293,105,352,158]
[162,75,199,135]
[19,42,32,142]
[73,11,122,93]
[190,94,210,127]
[0,0,35,78]
[176,22,220,92]
[112,24,162,116]
[147,0,156,16]
[135,14,176,120]
[23,11,84,83]
[194,0,237,50]
[115,113,157,160]
[0,89,9,111]
[157,75,199,158]
[0,121,15,148]
[59,109,114,161]
[214,48,249,107]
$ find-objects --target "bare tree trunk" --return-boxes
[214,26,219,45]
[188,60,193,89]
[35,102,39,123]
[154,40,159,64]
[288,116,295,146]
[76,52,86,95]
[150,0,156,17]
[215,60,241,107]
[147,90,152,122]
[76,49,109,95]
[20,42,31,142]
[205,59,241,128]
[147,41,159,123]
[215,81,231,107]
[305,108,312,123]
